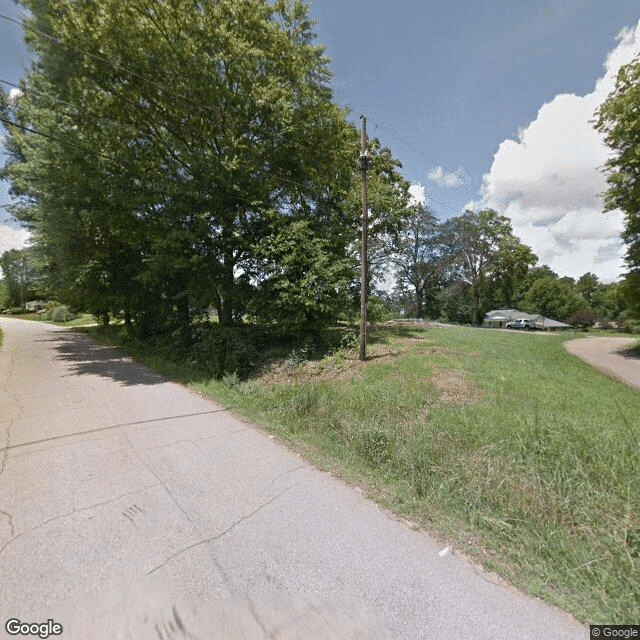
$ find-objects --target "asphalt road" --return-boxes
[565,336,640,390]
[0,318,587,639]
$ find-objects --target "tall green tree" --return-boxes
[595,58,640,314]
[385,204,451,318]
[522,276,583,321]
[2,0,356,338]
[0,247,45,307]
[576,272,600,308]
[445,209,535,325]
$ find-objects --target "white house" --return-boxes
[484,309,571,331]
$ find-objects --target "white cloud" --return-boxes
[478,20,640,282]
[8,88,22,102]
[408,183,425,205]
[428,166,466,188]
[0,223,30,255]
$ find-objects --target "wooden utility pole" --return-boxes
[358,115,369,362]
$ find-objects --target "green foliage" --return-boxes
[251,219,354,334]
[386,204,451,318]
[0,247,47,307]
[366,294,397,323]
[49,305,77,323]
[565,308,598,329]
[595,59,640,309]
[622,319,640,334]
[523,276,585,321]
[188,326,258,379]
[0,279,10,309]
[2,0,360,336]
[619,270,640,317]
[445,209,537,324]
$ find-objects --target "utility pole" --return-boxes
[358,115,369,362]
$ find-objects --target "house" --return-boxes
[483,309,571,332]
[484,309,542,329]
[536,317,572,331]
[25,300,46,311]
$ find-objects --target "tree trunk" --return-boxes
[415,289,423,318]
[219,256,234,327]
[176,295,192,346]
[472,294,480,326]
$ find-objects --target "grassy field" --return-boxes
[87,323,639,623]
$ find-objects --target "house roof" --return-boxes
[484,309,542,322]
[538,317,571,328]
[484,309,570,328]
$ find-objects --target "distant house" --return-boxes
[25,300,46,311]
[483,309,571,332]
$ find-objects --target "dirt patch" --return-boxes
[252,337,480,407]
[252,337,440,386]
[426,368,482,405]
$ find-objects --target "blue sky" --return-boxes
[2,0,640,280]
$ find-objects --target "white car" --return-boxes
[507,318,535,330]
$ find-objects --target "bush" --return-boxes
[49,305,78,323]
[188,326,258,379]
[7,307,28,315]
[622,319,640,334]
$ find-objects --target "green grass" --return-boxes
[86,324,640,624]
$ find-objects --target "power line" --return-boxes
[0,11,490,217]
[0,8,513,217]
[0,11,341,161]
[371,118,512,212]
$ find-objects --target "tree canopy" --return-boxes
[595,56,640,315]
[1,0,365,336]
[444,209,537,325]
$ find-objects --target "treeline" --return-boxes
[375,205,627,327]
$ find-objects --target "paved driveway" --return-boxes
[565,336,640,390]
[0,318,586,639]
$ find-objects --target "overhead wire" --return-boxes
[0,10,344,162]
[0,9,502,218]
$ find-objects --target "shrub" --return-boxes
[50,305,78,323]
[622,319,640,334]
[188,326,257,379]
[7,307,28,315]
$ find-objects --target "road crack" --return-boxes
[0,482,163,557]
[147,488,290,577]
[0,508,15,538]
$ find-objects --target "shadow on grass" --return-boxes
[368,325,426,343]
[37,329,169,386]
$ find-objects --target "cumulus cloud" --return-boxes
[428,166,466,188]
[408,183,426,205]
[478,20,640,282]
[0,223,30,255]
[8,88,22,102]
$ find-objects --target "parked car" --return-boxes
[507,318,535,331]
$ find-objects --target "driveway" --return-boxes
[0,318,586,639]
[564,336,640,390]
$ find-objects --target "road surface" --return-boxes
[565,336,640,390]
[0,318,586,639]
